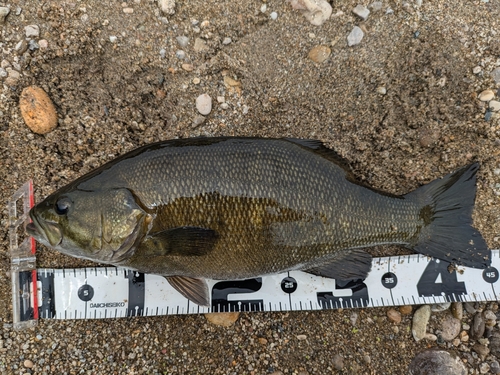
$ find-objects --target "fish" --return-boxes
[26,137,491,306]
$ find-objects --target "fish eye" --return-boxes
[54,198,71,215]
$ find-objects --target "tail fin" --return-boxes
[406,163,491,268]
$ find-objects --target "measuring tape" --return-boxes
[9,181,500,329]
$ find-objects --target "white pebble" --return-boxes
[0,6,10,24]
[220,103,229,110]
[473,66,482,74]
[260,4,267,13]
[270,12,278,20]
[196,94,212,115]
[222,37,232,45]
[176,50,186,59]
[217,96,225,103]
[123,7,134,14]
[352,5,370,20]
[478,89,495,102]
[347,26,364,46]
[109,36,118,43]
[39,39,48,49]
[242,105,249,114]
[376,86,387,95]
[25,25,40,38]
[176,36,189,48]
[159,0,176,15]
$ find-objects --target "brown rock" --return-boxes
[399,305,413,315]
[20,86,58,134]
[204,312,240,327]
[387,308,402,324]
[308,45,331,63]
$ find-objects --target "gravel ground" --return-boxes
[1,0,500,374]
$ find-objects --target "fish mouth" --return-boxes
[26,212,63,247]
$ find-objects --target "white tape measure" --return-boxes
[9,181,500,329]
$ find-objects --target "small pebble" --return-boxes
[370,2,383,11]
[492,68,500,84]
[308,45,331,63]
[472,343,490,361]
[490,360,500,374]
[480,363,491,374]
[160,48,166,58]
[39,39,48,49]
[347,26,364,46]
[332,354,344,370]
[471,312,486,340]
[204,312,239,326]
[352,4,370,20]
[19,86,58,134]
[431,302,451,312]
[464,302,476,314]
[109,36,118,43]
[181,63,194,71]
[176,36,189,48]
[440,312,461,341]
[478,89,495,102]
[192,77,200,85]
[159,0,176,15]
[23,359,34,368]
[191,115,206,128]
[260,4,267,13]
[387,308,402,324]
[196,94,212,115]
[290,0,332,26]
[222,37,232,45]
[473,66,482,74]
[216,96,225,103]
[220,103,229,110]
[194,38,208,52]
[25,25,40,38]
[376,86,387,95]
[489,100,500,112]
[399,305,412,315]
[412,305,431,341]
[15,40,28,54]
[408,349,466,375]
[451,302,463,320]
[297,334,307,341]
[176,50,186,59]
[123,7,134,13]
[270,12,278,20]
[0,6,10,24]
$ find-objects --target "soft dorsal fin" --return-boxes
[167,276,210,306]
[143,226,218,257]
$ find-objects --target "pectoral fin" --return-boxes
[167,276,210,306]
[305,249,372,280]
[144,226,218,256]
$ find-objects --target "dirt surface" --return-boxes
[1,0,500,374]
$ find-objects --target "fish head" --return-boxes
[26,187,152,264]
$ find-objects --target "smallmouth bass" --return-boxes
[26,138,491,305]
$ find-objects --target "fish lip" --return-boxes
[26,211,63,247]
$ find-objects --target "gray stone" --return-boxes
[479,363,490,374]
[492,68,500,84]
[472,343,490,361]
[412,305,431,341]
[440,312,461,341]
[471,312,485,340]
[0,6,10,24]
[490,331,500,356]
[15,40,28,54]
[431,302,451,312]
[222,37,232,45]
[464,302,476,314]
[193,38,208,52]
[490,360,500,374]
[332,354,343,370]
[408,349,466,375]
[191,115,205,128]
[175,50,185,59]
[176,36,189,48]
[25,25,40,38]
[489,100,500,112]
[353,5,370,20]
[347,26,364,46]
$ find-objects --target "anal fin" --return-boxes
[167,276,210,306]
[304,249,372,280]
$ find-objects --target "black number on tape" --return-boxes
[211,278,263,312]
[317,279,369,309]
[483,267,499,284]
[417,259,466,299]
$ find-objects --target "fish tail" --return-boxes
[406,162,491,268]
